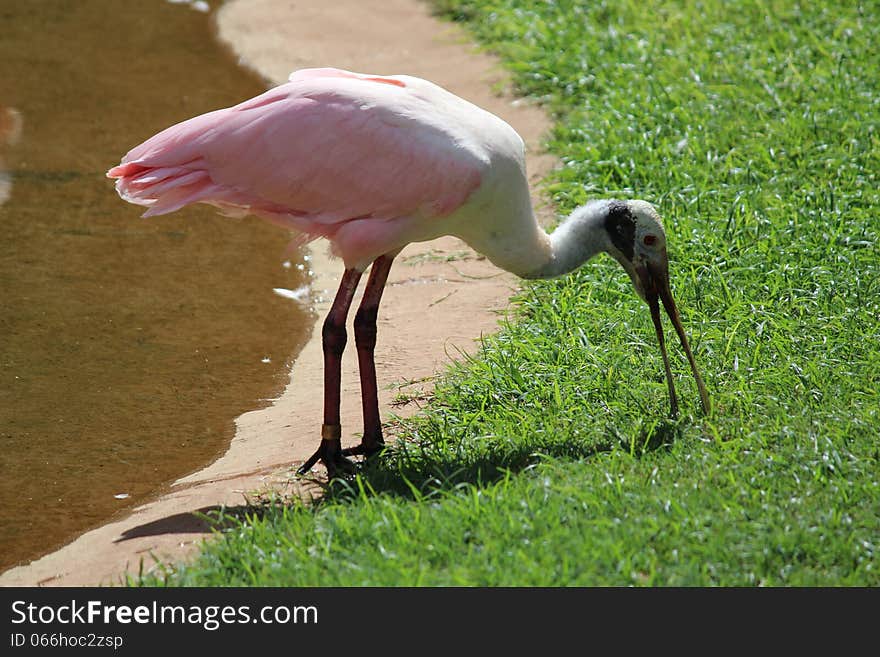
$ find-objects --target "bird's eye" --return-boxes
[643,234,657,246]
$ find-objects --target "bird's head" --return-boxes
[601,199,711,417]
[603,200,668,302]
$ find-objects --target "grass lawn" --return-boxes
[138,0,879,586]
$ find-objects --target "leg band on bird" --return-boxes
[298,269,362,478]
[321,423,342,441]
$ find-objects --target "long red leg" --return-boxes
[297,268,362,476]
[344,254,395,457]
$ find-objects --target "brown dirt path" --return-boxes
[0,0,554,586]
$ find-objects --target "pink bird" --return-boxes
[108,67,709,477]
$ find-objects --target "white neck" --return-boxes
[522,201,611,279]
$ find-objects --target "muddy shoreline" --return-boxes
[0,0,553,586]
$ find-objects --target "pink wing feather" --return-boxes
[107,68,486,268]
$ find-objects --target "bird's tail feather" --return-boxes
[107,161,324,247]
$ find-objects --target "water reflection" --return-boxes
[166,0,211,13]
[0,1,311,573]
[0,107,21,207]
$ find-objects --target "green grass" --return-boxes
[137,0,879,586]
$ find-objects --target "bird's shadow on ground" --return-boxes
[114,504,273,543]
[322,417,684,503]
[116,420,683,541]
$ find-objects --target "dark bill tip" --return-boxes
[640,261,711,417]
[647,293,679,418]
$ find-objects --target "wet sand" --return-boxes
[0,0,554,586]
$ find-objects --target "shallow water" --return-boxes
[0,1,312,573]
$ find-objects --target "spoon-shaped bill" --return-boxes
[647,295,679,417]
[639,260,711,416]
[657,275,711,414]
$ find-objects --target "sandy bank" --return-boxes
[0,0,553,586]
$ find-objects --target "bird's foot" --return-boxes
[341,434,385,459]
[296,425,356,478]
[297,440,356,478]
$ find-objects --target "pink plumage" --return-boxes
[107,67,505,270]
[106,66,544,477]
[107,67,709,477]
